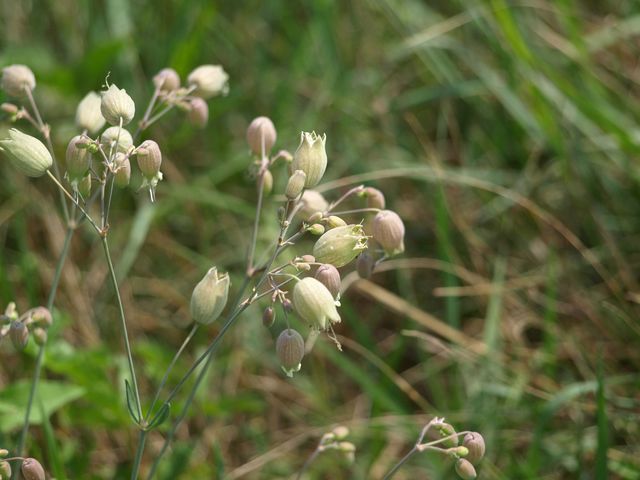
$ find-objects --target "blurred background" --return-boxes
[1,0,640,478]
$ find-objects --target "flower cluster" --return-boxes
[0,303,52,351]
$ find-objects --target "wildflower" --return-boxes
[9,321,28,350]
[187,65,229,99]
[101,126,133,153]
[153,68,180,91]
[101,84,135,126]
[285,170,306,199]
[462,432,485,465]
[298,190,328,221]
[454,458,477,480]
[20,458,45,480]
[113,153,131,187]
[66,135,91,183]
[292,131,327,187]
[372,210,405,256]
[76,91,106,133]
[313,224,368,268]
[362,186,385,209]
[292,277,340,330]
[0,128,52,177]
[188,97,208,128]
[1,65,35,97]
[247,116,277,156]
[314,264,341,299]
[190,267,230,325]
[276,328,305,377]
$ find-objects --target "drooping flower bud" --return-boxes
[285,170,306,199]
[298,190,328,222]
[66,135,91,183]
[101,126,133,153]
[32,327,47,346]
[291,131,327,187]
[435,421,458,448]
[276,328,305,377]
[20,458,45,480]
[356,251,375,279]
[100,84,135,126]
[372,210,405,256]
[114,153,131,187]
[75,91,106,134]
[30,306,52,327]
[0,460,11,478]
[292,277,340,330]
[9,321,28,351]
[1,65,36,97]
[78,173,92,198]
[153,68,180,91]
[313,224,368,268]
[326,215,347,229]
[332,426,349,440]
[0,129,52,177]
[314,264,341,299]
[187,65,229,99]
[262,306,275,327]
[462,432,485,465]
[454,459,477,480]
[261,169,273,194]
[362,187,386,209]
[246,116,277,156]
[308,224,325,236]
[187,97,209,128]
[190,267,230,325]
[136,140,162,182]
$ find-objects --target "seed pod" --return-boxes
[313,224,368,268]
[76,91,106,134]
[356,251,375,279]
[285,170,306,199]
[66,135,91,182]
[291,131,327,187]
[190,267,230,325]
[314,264,341,299]
[188,97,209,128]
[298,190,329,221]
[262,306,275,327]
[31,306,52,327]
[0,460,11,478]
[136,140,163,182]
[326,216,347,229]
[20,458,45,480]
[9,321,28,351]
[462,432,485,465]
[0,128,52,177]
[276,328,305,376]
[101,126,134,153]
[187,65,229,99]
[32,327,47,346]
[362,187,386,209]
[292,277,340,330]
[100,84,135,126]
[308,224,325,236]
[454,458,477,480]
[246,116,277,156]
[372,210,405,256]
[114,153,131,187]
[78,173,92,198]
[1,65,35,97]
[153,68,180,91]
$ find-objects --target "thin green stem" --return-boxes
[247,161,268,276]
[46,171,101,233]
[102,237,142,420]
[130,430,148,480]
[296,447,323,480]
[14,226,74,469]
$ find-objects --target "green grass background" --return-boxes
[1,0,640,478]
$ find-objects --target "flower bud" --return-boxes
[78,173,92,198]
[339,442,356,463]
[308,212,323,223]
[449,446,469,458]
[9,321,28,351]
[101,126,133,153]
[282,298,293,313]
[372,210,405,256]
[75,91,106,134]
[0,460,10,478]
[298,190,328,221]
[32,327,47,346]
[187,65,229,99]
[66,135,91,182]
[355,253,374,280]
[332,426,349,440]
[31,306,52,327]
[4,302,17,320]
[1,65,35,97]
[136,140,162,182]
[326,215,347,229]
[292,277,340,330]
[0,448,9,457]
[435,422,458,448]
[462,432,485,465]
[455,459,477,480]
[276,328,305,377]
[262,306,275,327]
[313,224,368,268]
[20,458,45,480]
[362,187,386,209]
[187,97,209,128]
[0,129,52,177]
[314,264,341,299]
[285,170,306,199]
[301,254,316,263]
[153,68,180,91]
[101,84,135,126]
[291,131,327,187]
[1,103,18,114]
[308,224,325,235]
[190,267,230,325]
[247,116,277,156]
[114,153,131,187]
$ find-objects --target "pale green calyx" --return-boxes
[0,128,52,177]
[313,224,368,268]
[101,126,134,153]
[66,135,91,183]
[190,267,230,325]
[76,91,106,133]
[1,64,35,97]
[292,277,341,330]
[100,84,135,126]
[372,209,405,256]
[292,131,327,187]
[276,328,305,377]
[187,65,229,99]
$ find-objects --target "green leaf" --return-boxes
[125,379,140,424]
[148,402,171,430]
